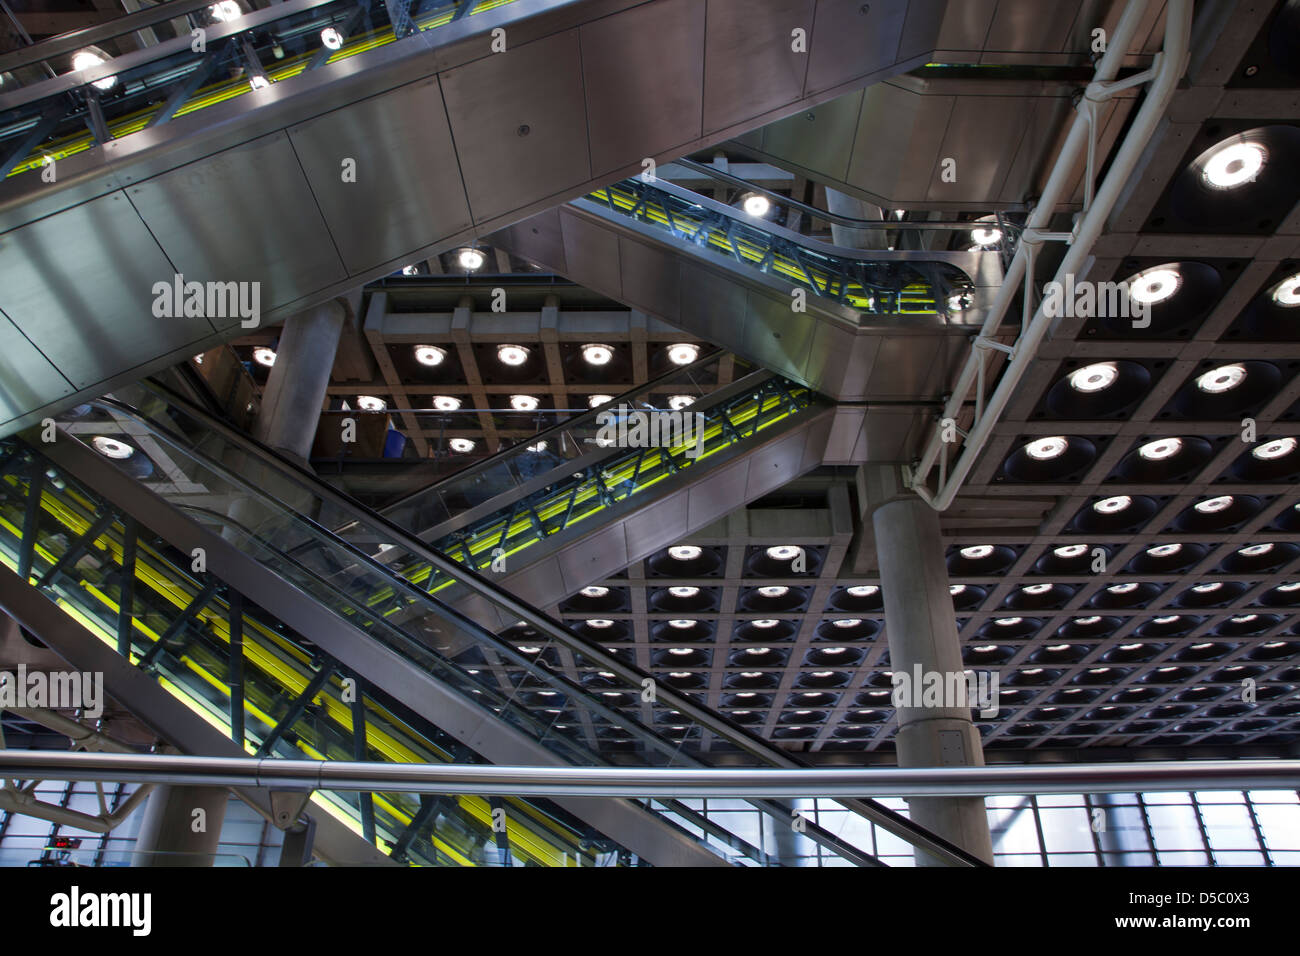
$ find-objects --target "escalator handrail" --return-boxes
[119,380,983,866]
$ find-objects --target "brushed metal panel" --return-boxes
[822,405,867,463]
[757,89,863,182]
[127,132,345,327]
[926,95,1031,203]
[581,0,706,176]
[621,492,690,561]
[743,288,816,384]
[806,0,908,94]
[868,334,942,399]
[0,310,72,425]
[441,30,591,224]
[846,84,953,203]
[805,321,879,401]
[618,234,680,319]
[702,0,815,134]
[744,429,807,499]
[931,0,998,52]
[502,557,568,617]
[678,261,748,346]
[558,208,622,296]
[489,207,569,274]
[687,458,751,529]
[555,527,629,595]
[288,78,472,275]
[983,0,1082,55]
[0,192,207,391]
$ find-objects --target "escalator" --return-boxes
[0,381,975,866]
[489,161,1008,407]
[0,0,977,437]
[0,377,983,865]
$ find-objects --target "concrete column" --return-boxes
[254,299,347,466]
[861,465,995,866]
[825,189,887,250]
[135,785,229,866]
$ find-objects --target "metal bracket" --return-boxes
[269,789,314,830]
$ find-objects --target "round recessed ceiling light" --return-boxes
[668,395,695,410]
[1127,267,1181,305]
[498,344,529,366]
[959,545,994,560]
[1194,495,1234,514]
[975,644,999,653]
[994,617,1022,627]
[846,585,879,597]
[752,620,779,629]
[320,26,344,49]
[766,545,804,561]
[1192,582,1222,593]
[1253,437,1297,460]
[1022,583,1054,595]
[1053,544,1089,558]
[668,545,702,561]
[1147,543,1182,557]
[1024,436,1069,460]
[414,345,445,367]
[1107,582,1138,594]
[582,344,614,366]
[1277,582,1300,592]
[668,647,694,656]
[1195,363,1246,393]
[92,436,134,459]
[669,585,700,598]
[758,586,789,598]
[1238,543,1274,556]
[1201,140,1266,189]
[1068,361,1119,393]
[970,219,1002,247]
[252,346,276,367]
[587,619,615,628]
[588,394,613,408]
[1153,615,1181,624]
[580,585,609,598]
[667,619,695,629]
[742,193,771,217]
[448,437,475,453]
[1270,272,1300,307]
[209,2,241,21]
[1075,616,1102,625]
[832,618,861,628]
[1230,614,1258,624]
[458,248,485,271]
[1093,495,1132,514]
[667,343,699,366]
[509,394,539,411]
[432,395,461,411]
[949,584,967,595]
[1138,437,1183,461]
[356,395,387,412]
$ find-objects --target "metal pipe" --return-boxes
[3,752,1297,799]
[914,0,1192,509]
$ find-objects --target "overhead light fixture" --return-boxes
[1137,437,1183,461]
[668,586,700,598]
[1046,644,1071,652]
[498,344,529,366]
[356,395,386,411]
[1022,583,1053,595]
[667,619,695,629]
[448,437,475,453]
[1127,267,1181,305]
[668,395,695,410]
[1277,582,1300,592]
[741,193,771,217]
[752,620,779,629]
[959,545,994,559]
[582,344,614,366]
[975,644,999,653]
[401,264,419,276]
[1238,543,1274,556]
[1192,582,1222,593]
[526,440,547,453]
[71,49,116,91]
[209,1,241,20]
[1024,436,1068,460]
[588,394,612,408]
[1194,495,1234,514]
[667,343,699,365]
[1201,140,1266,189]
[757,586,789,598]
[414,345,445,367]
[994,617,1022,627]
[432,395,461,411]
[1053,544,1089,558]
[1270,272,1300,307]
[668,545,702,561]
[766,545,803,561]
[586,619,614,629]
[969,217,1002,247]
[832,618,861,628]
[667,647,694,656]
[1068,362,1118,393]
[1253,437,1297,460]
[580,586,609,598]
[949,585,967,595]
[1075,616,1102,625]
[320,27,344,50]
[92,436,134,459]
[252,346,276,367]
[1107,582,1138,594]
[846,585,879,597]
[1147,543,1182,557]
[1093,495,1132,514]
[1196,364,1246,393]
[1153,616,1181,624]
[509,394,539,411]
[1230,614,1258,624]
[458,248,485,271]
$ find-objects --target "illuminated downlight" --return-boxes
[667,343,699,365]
[1069,362,1119,393]
[758,586,789,598]
[1147,543,1182,557]
[92,437,134,459]
[1194,495,1234,514]
[432,396,461,411]
[1138,437,1183,461]
[766,545,804,561]
[1201,140,1266,189]
[959,545,994,559]
[1093,495,1132,514]
[668,395,695,410]
[1277,582,1300,592]
[949,585,966,595]
[975,645,999,653]
[994,617,1022,627]
[1238,543,1274,557]
[668,586,700,598]
[1196,364,1246,393]
[252,347,276,367]
[209,2,242,20]
[580,586,609,598]
[742,193,771,217]
[414,345,445,367]
[526,440,547,453]
[832,619,861,628]
[586,619,615,628]
[497,344,530,366]
[1107,583,1138,595]
[1253,437,1297,460]
[401,265,419,276]
[1153,616,1181,624]
[509,395,539,411]
[667,620,694,629]
[458,248,485,271]
[668,545,702,561]
[582,344,614,365]
[1127,267,1181,305]
[588,394,613,408]
[320,27,344,49]
[1192,582,1222,593]
[356,395,386,412]
[970,218,1002,247]
[1022,583,1054,595]
[448,438,475,453]
[71,50,116,91]
[1053,544,1089,558]
[1076,616,1102,625]
[752,620,779,629]
[668,648,694,656]
[846,585,879,597]
[1024,436,1068,460]
[1271,273,1300,307]
[1230,614,1258,624]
